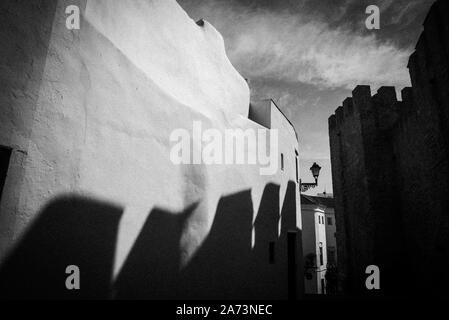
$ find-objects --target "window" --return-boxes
[318,215,324,224]
[281,153,284,171]
[327,217,333,225]
[269,241,275,264]
[319,242,323,266]
[0,146,12,204]
[295,156,299,182]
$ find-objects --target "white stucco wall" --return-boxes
[301,204,327,294]
[0,0,302,299]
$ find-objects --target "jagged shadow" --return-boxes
[0,181,301,300]
[113,203,198,300]
[248,183,281,299]
[180,181,301,300]
[179,190,254,300]
[0,195,123,299]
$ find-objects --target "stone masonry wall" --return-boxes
[329,0,449,296]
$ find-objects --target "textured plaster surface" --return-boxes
[0,0,302,299]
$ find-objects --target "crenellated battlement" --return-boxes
[328,85,406,135]
[328,0,449,296]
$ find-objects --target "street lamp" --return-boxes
[300,162,322,193]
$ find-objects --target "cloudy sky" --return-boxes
[178,0,434,194]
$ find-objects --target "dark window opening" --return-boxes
[0,146,12,204]
[269,241,275,264]
[319,243,323,266]
[327,217,333,225]
[295,156,299,182]
[281,153,284,171]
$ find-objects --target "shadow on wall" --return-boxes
[113,203,198,299]
[0,195,123,299]
[0,182,301,300]
[181,181,302,300]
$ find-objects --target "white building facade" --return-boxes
[301,196,327,294]
[301,194,336,295]
[0,0,303,299]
